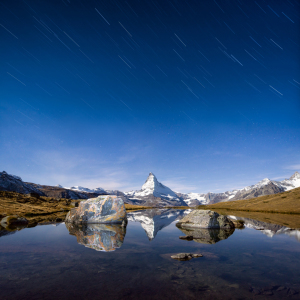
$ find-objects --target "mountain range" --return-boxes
[0,170,299,207]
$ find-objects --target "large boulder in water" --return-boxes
[176,210,234,229]
[65,195,127,225]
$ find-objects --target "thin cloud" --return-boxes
[284,164,300,170]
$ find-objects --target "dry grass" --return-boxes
[202,187,300,214]
[124,204,153,211]
[125,204,190,211]
[0,191,73,225]
[165,206,190,209]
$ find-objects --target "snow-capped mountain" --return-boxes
[64,185,132,203]
[125,172,186,207]
[177,171,300,206]
[125,172,178,199]
[278,171,300,190]
[1,170,299,206]
[65,186,106,194]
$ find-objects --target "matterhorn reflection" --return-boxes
[127,208,191,240]
[66,223,126,252]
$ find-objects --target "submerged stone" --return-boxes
[171,253,203,261]
[176,210,234,229]
[66,223,126,252]
[65,195,127,225]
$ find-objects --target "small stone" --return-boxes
[171,253,193,261]
[276,286,286,292]
[171,253,203,261]
[191,254,203,258]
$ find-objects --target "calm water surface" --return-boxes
[0,209,299,300]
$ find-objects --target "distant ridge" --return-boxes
[1,170,299,207]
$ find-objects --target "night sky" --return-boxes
[1,0,299,193]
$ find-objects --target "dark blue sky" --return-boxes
[0,0,299,192]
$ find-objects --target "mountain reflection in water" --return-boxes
[127,208,191,240]
[66,223,126,252]
[1,209,300,299]
[229,215,300,242]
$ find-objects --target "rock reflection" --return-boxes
[178,227,235,244]
[66,223,126,252]
[0,227,16,238]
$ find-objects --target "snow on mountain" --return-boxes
[279,171,300,190]
[66,186,107,194]
[126,172,179,200]
[239,178,273,193]
[177,192,207,206]
[241,172,300,193]
[177,171,300,206]
[185,193,207,204]
[124,173,185,206]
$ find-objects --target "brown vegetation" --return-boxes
[0,191,73,225]
[124,204,153,211]
[202,187,300,214]
[124,204,189,211]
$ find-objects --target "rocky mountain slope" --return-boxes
[0,171,99,200]
[205,186,300,214]
[124,173,187,207]
[1,170,299,207]
[177,171,300,206]
[0,171,44,195]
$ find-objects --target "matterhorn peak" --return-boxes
[142,172,158,189]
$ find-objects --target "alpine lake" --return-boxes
[0,209,299,300]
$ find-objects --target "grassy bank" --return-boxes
[202,187,300,214]
[0,191,72,225]
[125,204,189,210]
[125,204,154,210]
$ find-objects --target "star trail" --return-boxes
[0,0,299,192]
